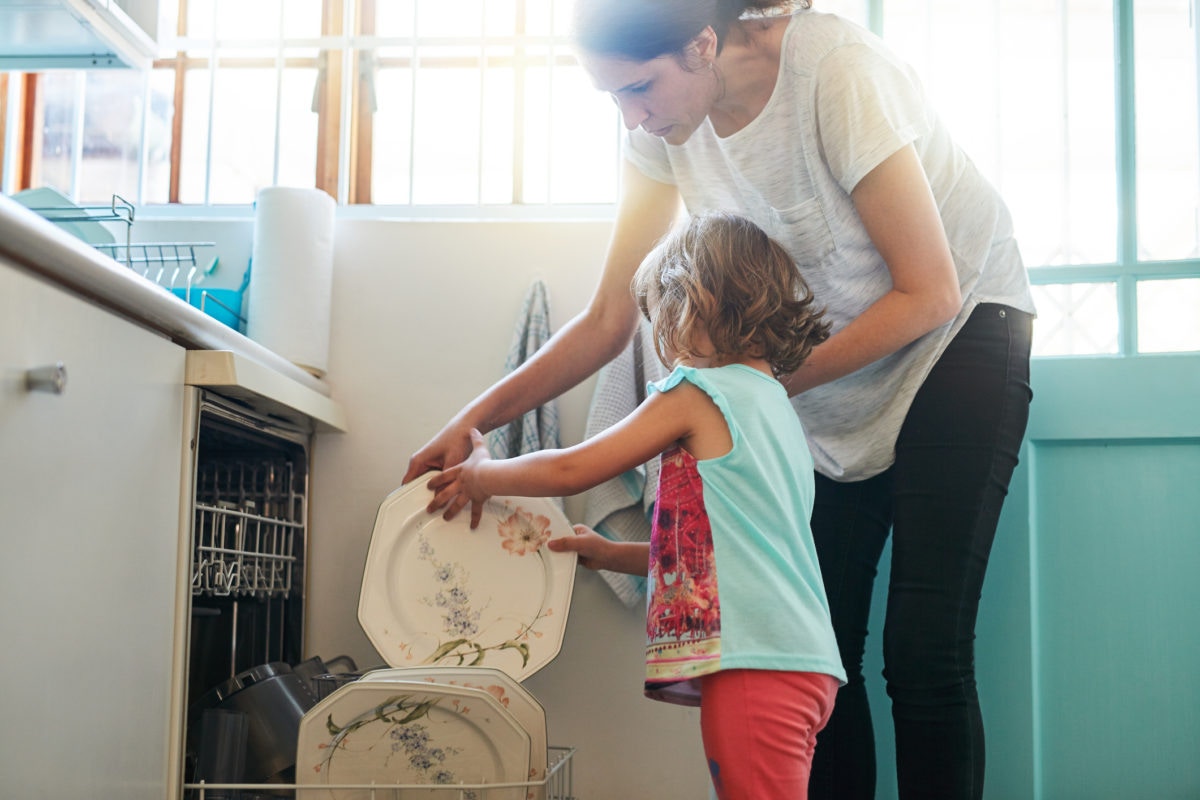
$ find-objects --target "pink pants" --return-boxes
[699,669,839,800]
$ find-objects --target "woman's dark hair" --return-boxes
[573,0,811,61]
[632,210,831,379]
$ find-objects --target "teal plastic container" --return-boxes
[172,287,245,332]
[172,262,250,332]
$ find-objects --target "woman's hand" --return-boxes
[425,428,492,528]
[403,416,476,485]
[547,526,650,576]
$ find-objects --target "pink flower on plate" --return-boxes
[497,508,552,556]
[481,683,510,707]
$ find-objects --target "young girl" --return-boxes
[427,210,846,800]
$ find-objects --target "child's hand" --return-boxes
[548,525,650,576]
[427,428,493,528]
[546,525,608,570]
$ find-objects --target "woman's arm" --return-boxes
[781,144,962,396]
[403,162,683,496]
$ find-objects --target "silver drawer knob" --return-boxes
[25,363,67,394]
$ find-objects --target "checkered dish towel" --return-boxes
[487,279,563,508]
[581,318,667,607]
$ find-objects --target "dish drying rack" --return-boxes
[193,458,304,599]
[29,193,224,300]
[184,746,577,800]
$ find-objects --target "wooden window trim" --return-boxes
[350,0,375,204]
[18,74,40,191]
[0,73,40,190]
[314,0,344,199]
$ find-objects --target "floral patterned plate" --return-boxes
[358,472,578,682]
[295,679,531,800]
[360,666,548,800]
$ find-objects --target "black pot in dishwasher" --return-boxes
[191,661,317,782]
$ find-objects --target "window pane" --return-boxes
[186,0,321,46]
[216,0,282,40]
[1054,0,1118,265]
[1138,278,1200,353]
[185,0,216,39]
[1135,0,1200,261]
[282,0,324,39]
[78,71,145,204]
[523,47,620,205]
[376,1,416,37]
[143,70,177,205]
[526,0,571,36]
[546,63,618,203]
[37,72,79,196]
[208,68,278,203]
[277,65,319,189]
[480,58,515,204]
[884,1,1117,267]
[411,51,482,203]
[371,62,415,205]
[484,1,518,37]
[1031,282,1120,356]
[521,57,551,204]
[417,1,482,37]
[179,68,212,204]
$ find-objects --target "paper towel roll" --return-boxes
[246,187,336,377]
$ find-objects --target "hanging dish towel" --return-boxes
[487,279,563,508]
[581,318,667,607]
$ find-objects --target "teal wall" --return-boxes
[863,353,1200,799]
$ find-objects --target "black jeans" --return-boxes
[808,303,1033,800]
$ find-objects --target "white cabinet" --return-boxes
[0,261,186,798]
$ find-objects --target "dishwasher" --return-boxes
[180,392,577,800]
[182,390,314,793]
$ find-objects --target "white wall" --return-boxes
[305,218,711,800]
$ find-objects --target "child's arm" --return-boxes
[426,381,718,528]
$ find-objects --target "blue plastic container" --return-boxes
[172,287,246,332]
[172,261,250,332]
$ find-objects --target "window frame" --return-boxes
[1016,0,1200,357]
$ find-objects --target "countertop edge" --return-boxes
[0,194,333,400]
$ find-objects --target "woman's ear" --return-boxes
[692,25,720,66]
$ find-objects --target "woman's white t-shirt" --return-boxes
[623,10,1036,481]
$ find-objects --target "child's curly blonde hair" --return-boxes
[632,210,831,379]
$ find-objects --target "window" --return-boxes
[2,0,1197,355]
[868,0,1200,357]
[0,0,618,209]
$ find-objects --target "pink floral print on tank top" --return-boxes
[646,445,722,686]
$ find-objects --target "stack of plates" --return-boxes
[296,474,577,798]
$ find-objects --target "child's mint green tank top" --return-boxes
[644,364,846,706]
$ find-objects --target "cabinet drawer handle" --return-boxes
[25,363,67,395]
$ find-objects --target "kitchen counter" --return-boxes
[0,194,346,431]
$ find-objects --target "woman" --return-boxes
[405,2,1035,798]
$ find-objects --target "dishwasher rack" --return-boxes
[184,745,577,800]
[192,458,304,600]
